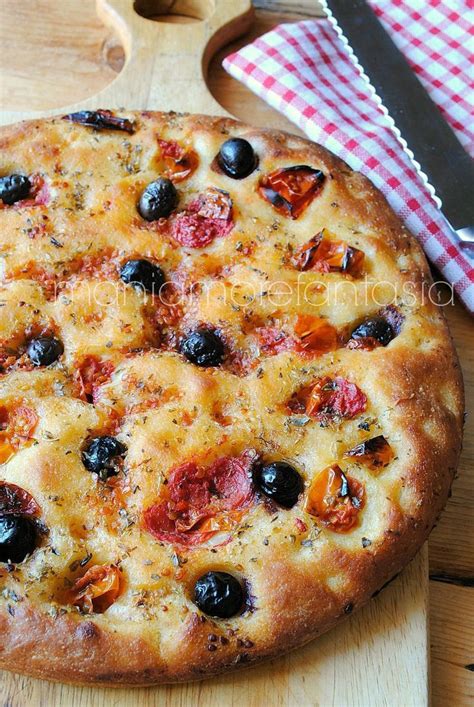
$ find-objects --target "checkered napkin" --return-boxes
[223,0,474,313]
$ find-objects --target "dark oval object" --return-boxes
[62,110,135,134]
[351,316,394,346]
[82,436,127,479]
[180,329,225,367]
[138,178,178,221]
[217,138,257,179]
[119,259,165,294]
[254,461,304,508]
[27,336,64,367]
[0,174,31,205]
[194,571,245,618]
[0,514,38,564]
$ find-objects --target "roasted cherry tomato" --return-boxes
[305,464,364,532]
[172,188,233,248]
[294,315,338,356]
[144,451,256,547]
[288,376,367,423]
[70,564,122,614]
[292,231,364,277]
[0,405,38,463]
[344,435,394,472]
[157,138,198,182]
[259,165,325,219]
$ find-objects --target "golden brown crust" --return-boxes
[0,111,463,685]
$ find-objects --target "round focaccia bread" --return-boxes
[0,111,463,686]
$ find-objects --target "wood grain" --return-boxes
[0,0,255,123]
[0,0,120,111]
[0,0,472,704]
[430,583,474,706]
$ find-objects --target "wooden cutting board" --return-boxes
[0,1,429,705]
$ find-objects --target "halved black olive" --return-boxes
[180,329,225,367]
[253,461,304,508]
[82,436,127,480]
[27,336,64,367]
[62,110,135,134]
[0,174,31,205]
[194,571,245,618]
[138,178,178,221]
[217,138,257,179]
[0,514,38,564]
[119,259,165,294]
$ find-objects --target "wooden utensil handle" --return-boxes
[0,0,253,125]
[96,0,253,114]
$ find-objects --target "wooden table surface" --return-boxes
[0,1,472,705]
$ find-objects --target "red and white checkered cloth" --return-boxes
[223,0,474,313]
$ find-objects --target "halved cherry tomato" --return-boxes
[0,482,40,516]
[172,188,234,247]
[305,464,364,532]
[75,356,114,404]
[144,450,257,547]
[0,404,38,462]
[259,166,325,219]
[10,406,38,439]
[255,326,294,355]
[288,376,367,422]
[292,231,364,277]
[0,349,18,373]
[294,315,338,355]
[344,435,394,472]
[0,440,15,464]
[70,564,122,614]
[157,138,199,182]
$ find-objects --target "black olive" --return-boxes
[62,110,135,134]
[27,336,64,366]
[217,138,257,179]
[351,316,394,346]
[138,178,178,221]
[0,174,31,205]
[254,461,304,508]
[82,436,127,480]
[0,514,37,564]
[180,329,225,367]
[194,571,245,618]
[119,259,165,294]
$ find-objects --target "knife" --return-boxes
[321,0,474,247]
